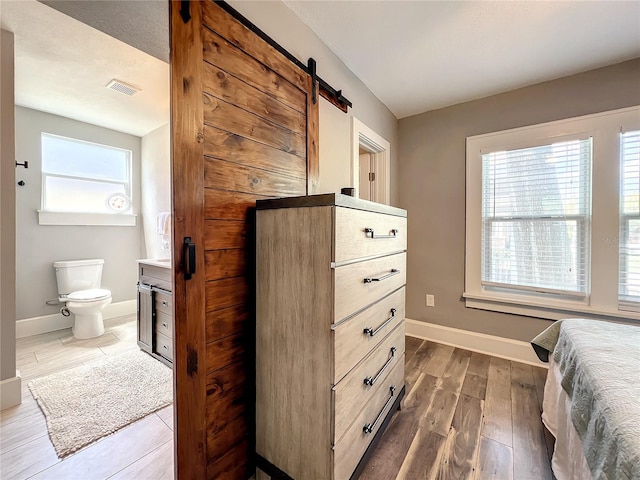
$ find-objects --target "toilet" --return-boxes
[54,259,112,339]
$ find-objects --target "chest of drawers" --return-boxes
[256,194,407,480]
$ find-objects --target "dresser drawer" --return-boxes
[154,290,172,316]
[155,332,173,361]
[333,288,405,383]
[332,322,404,444]
[334,253,406,322]
[333,358,404,480]
[334,207,407,263]
[155,311,173,338]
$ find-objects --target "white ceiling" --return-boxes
[0,0,169,137]
[1,1,637,132]
[283,1,640,119]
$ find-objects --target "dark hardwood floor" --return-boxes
[358,337,554,480]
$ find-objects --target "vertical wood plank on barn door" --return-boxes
[171,1,319,478]
[170,1,207,479]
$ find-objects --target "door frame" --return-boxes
[351,116,390,204]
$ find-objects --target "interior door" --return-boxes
[359,152,372,201]
[170,1,318,478]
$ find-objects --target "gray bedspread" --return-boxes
[540,319,640,480]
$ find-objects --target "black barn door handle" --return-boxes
[184,237,196,280]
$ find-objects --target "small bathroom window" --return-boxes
[38,133,136,226]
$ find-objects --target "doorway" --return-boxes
[351,116,391,204]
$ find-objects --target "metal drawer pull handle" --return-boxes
[162,301,169,307]
[364,347,396,386]
[163,345,168,350]
[363,308,397,337]
[365,228,398,239]
[162,322,168,329]
[364,269,400,284]
[363,386,396,434]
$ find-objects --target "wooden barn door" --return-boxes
[170,1,319,478]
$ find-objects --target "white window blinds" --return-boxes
[481,139,592,297]
[620,130,640,310]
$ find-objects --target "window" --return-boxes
[39,134,135,226]
[481,139,591,298]
[620,130,640,311]
[465,106,639,321]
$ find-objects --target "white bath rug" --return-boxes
[29,349,172,458]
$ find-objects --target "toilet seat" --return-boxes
[66,288,111,303]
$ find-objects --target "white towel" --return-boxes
[157,212,171,250]
[157,212,170,235]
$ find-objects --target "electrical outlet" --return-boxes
[426,294,435,307]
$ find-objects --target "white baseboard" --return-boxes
[16,300,137,339]
[405,318,546,367]
[0,373,22,410]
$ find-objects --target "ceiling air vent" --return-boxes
[106,79,140,96]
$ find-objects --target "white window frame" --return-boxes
[465,106,640,321]
[38,133,136,226]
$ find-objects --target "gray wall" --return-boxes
[228,1,400,206]
[1,30,16,381]
[398,58,640,342]
[15,106,143,320]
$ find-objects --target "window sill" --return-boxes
[38,211,137,226]
[463,292,640,322]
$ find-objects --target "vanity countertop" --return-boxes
[137,258,171,269]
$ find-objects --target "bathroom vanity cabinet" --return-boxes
[137,260,173,367]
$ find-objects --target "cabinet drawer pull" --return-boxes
[363,386,396,434]
[161,301,169,307]
[364,269,400,284]
[364,228,398,239]
[162,345,168,350]
[364,347,396,386]
[162,322,168,329]
[363,308,396,337]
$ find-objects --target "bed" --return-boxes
[531,319,640,480]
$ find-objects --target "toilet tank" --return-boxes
[54,259,104,295]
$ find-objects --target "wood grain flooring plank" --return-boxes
[436,393,484,480]
[421,342,455,378]
[108,440,174,480]
[511,363,553,480]
[358,373,438,480]
[405,336,424,355]
[396,428,447,480]
[156,405,174,431]
[422,387,459,437]
[0,411,47,455]
[474,436,513,480]
[0,433,59,480]
[481,357,512,448]
[467,352,492,378]
[531,366,548,414]
[461,372,488,400]
[405,340,437,392]
[440,348,472,393]
[29,415,173,480]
